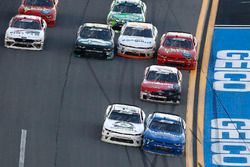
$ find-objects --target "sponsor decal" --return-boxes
[122,38,151,44]
[204,28,250,167]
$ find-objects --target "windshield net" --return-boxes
[109,110,141,124]
[164,38,193,49]
[80,27,112,41]
[146,71,178,83]
[24,0,53,7]
[113,3,142,14]
[11,19,41,30]
[123,27,152,37]
[149,119,182,134]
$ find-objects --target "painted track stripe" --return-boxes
[196,0,219,166]
[185,0,209,166]
[19,129,27,167]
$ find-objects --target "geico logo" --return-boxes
[211,118,250,129]
[212,154,250,166]
[214,50,250,92]
[211,118,250,166]
[217,50,250,60]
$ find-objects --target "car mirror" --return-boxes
[42,19,47,29]
[193,37,198,48]
[160,34,166,45]
[105,105,112,118]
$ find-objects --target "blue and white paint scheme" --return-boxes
[204,27,250,166]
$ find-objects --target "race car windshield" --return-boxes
[113,3,142,14]
[146,71,178,83]
[149,119,182,134]
[109,110,141,123]
[80,27,112,41]
[24,0,53,7]
[123,27,152,37]
[164,38,193,49]
[11,19,41,30]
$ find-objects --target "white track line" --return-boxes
[19,129,27,167]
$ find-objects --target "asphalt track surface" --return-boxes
[0,0,201,167]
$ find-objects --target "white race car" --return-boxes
[5,14,47,50]
[101,104,145,147]
[117,22,158,59]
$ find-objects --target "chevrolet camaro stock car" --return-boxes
[117,22,158,58]
[157,32,198,70]
[5,0,189,157]
[143,112,186,155]
[5,14,47,50]
[140,65,182,103]
[101,104,145,147]
[18,0,58,27]
[107,0,146,30]
[74,23,115,60]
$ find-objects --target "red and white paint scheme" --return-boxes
[18,0,58,27]
[5,14,47,50]
[157,32,197,70]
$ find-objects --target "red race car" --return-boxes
[140,65,182,104]
[18,0,58,27]
[157,32,197,70]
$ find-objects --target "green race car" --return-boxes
[107,0,146,31]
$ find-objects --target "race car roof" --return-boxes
[166,32,193,39]
[149,65,178,74]
[115,0,141,4]
[126,22,153,29]
[14,14,42,21]
[83,23,110,29]
[112,104,141,114]
[153,112,181,122]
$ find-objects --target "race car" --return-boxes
[18,0,58,27]
[117,22,157,58]
[74,23,115,60]
[157,32,198,70]
[143,112,186,155]
[5,14,47,50]
[107,0,146,30]
[140,65,182,103]
[101,104,145,147]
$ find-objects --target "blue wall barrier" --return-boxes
[204,27,250,167]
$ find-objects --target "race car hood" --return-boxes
[109,12,145,22]
[159,46,195,58]
[119,36,155,48]
[5,28,44,40]
[144,128,185,144]
[103,119,144,135]
[21,5,54,15]
[141,80,175,92]
[77,38,113,47]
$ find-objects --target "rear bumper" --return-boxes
[157,55,196,70]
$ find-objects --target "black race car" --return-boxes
[74,23,115,59]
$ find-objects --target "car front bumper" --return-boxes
[140,91,180,104]
[74,46,114,60]
[5,38,44,51]
[117,45,154,59]
[101,129,142,147]
[157,55,196,70]
[143,140,184,155]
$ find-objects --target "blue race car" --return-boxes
[143,112,186,155]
